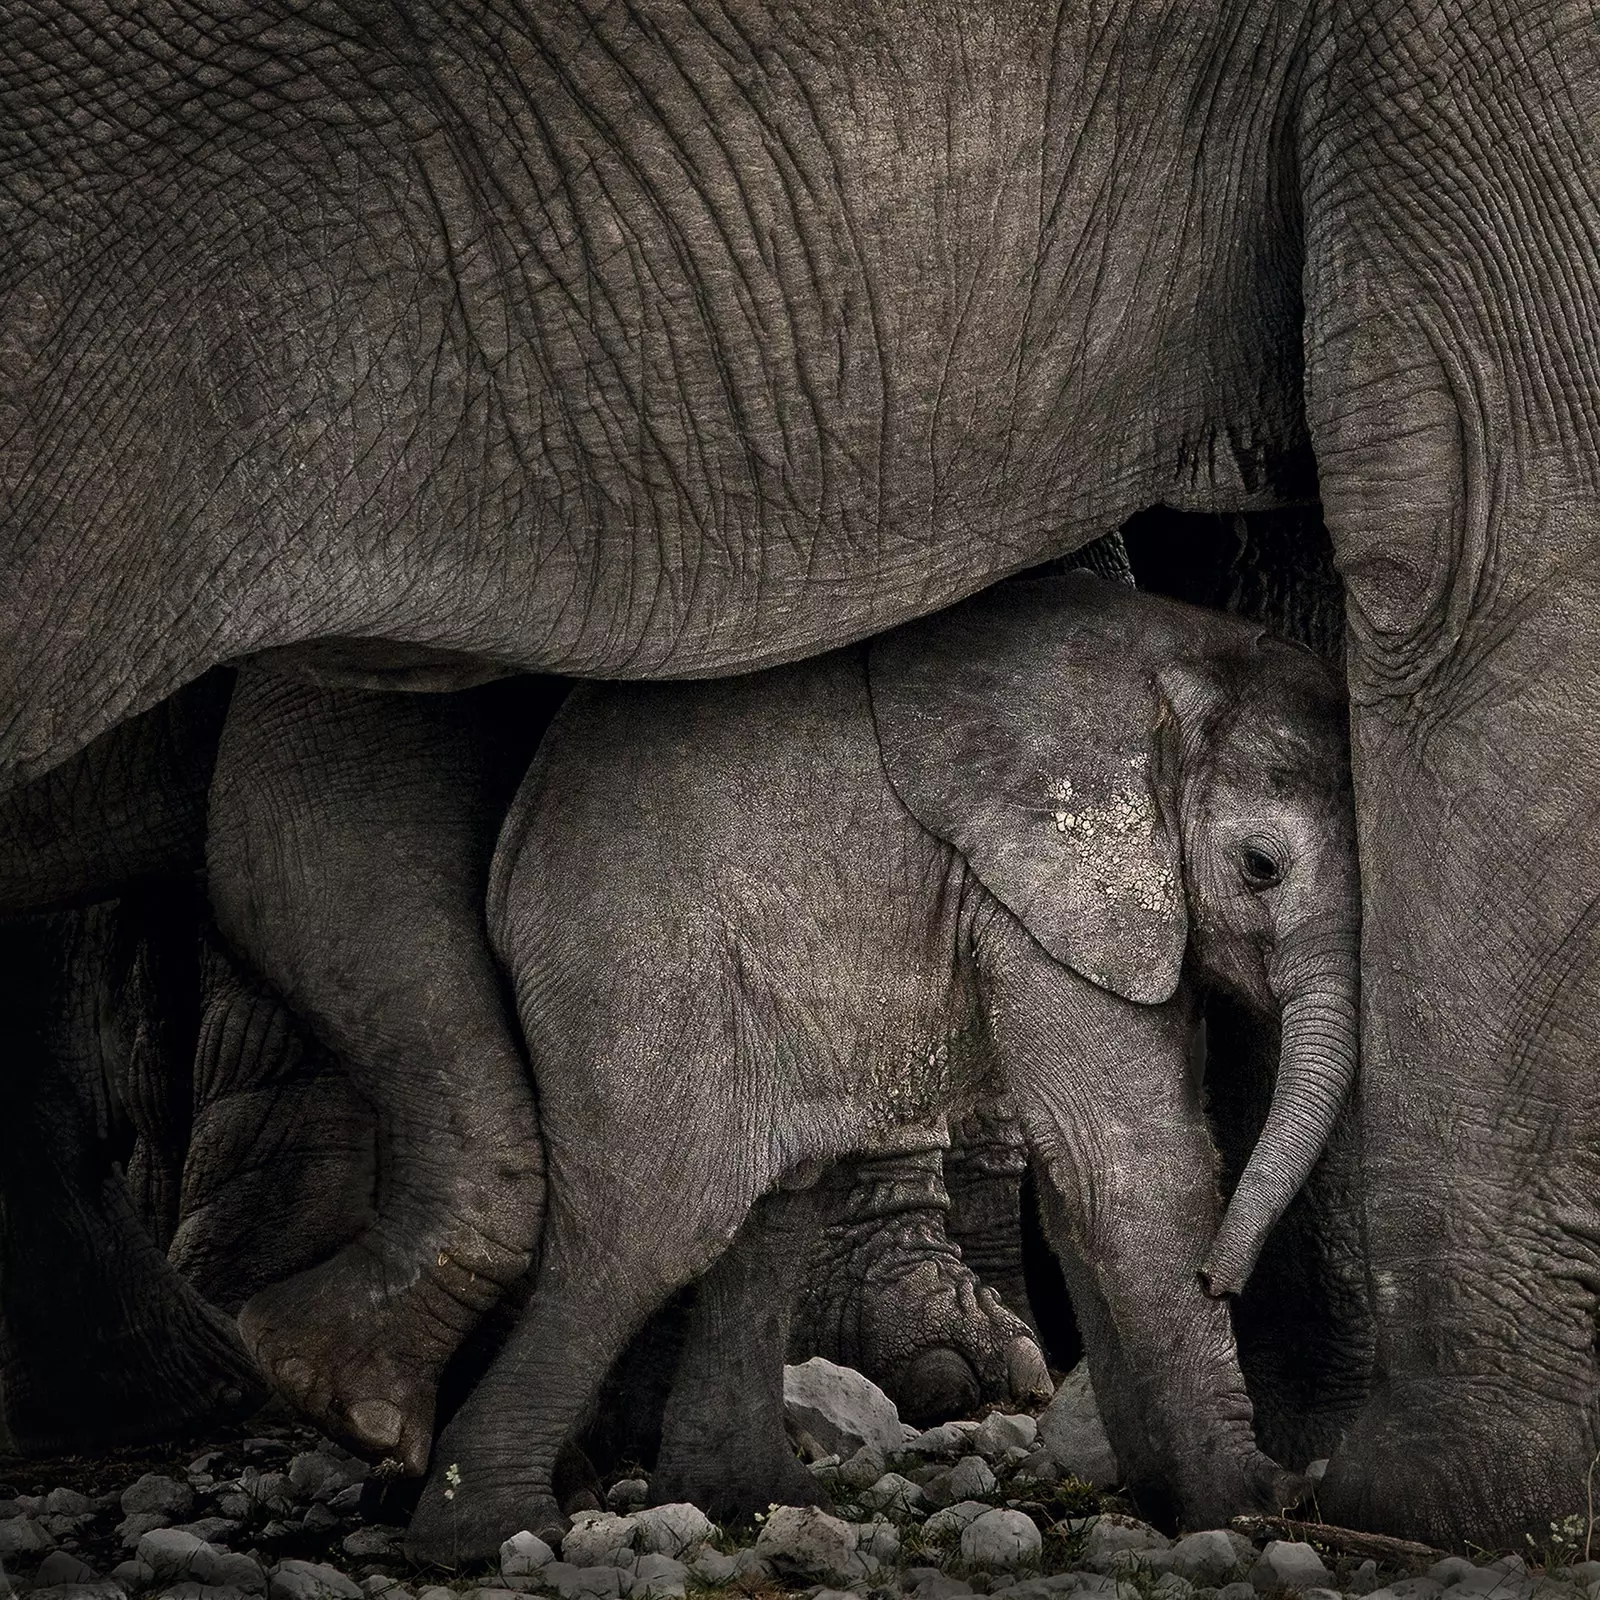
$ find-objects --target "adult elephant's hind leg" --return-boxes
[208,671,548,1474]
[651,1184,830,1521]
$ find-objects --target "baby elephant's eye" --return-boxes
[1240,846,1283,889]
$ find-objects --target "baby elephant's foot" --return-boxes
[653,1437,829,1524]
[240,1220,534,1474]
[1163,1448,1306,1530]
[407,1477,565,1569]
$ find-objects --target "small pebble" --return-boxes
[607,1479,650,1513]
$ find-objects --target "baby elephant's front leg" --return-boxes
[790,1141,1051,1425]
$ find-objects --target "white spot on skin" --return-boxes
[1042,781,1176,914]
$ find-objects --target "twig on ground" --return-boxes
[1231,1514,1444,1566]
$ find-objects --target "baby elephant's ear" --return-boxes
[868,579,1188,1005]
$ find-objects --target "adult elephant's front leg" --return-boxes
[1304,0,1600,1545]
[207,670,548,1473]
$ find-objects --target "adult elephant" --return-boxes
[2,0,1595,1547]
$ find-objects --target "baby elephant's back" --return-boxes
[488,649,976,1130]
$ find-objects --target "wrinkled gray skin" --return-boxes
[790,1118,1047,1424]
[5,1,1596,1546]
[0,896,265,1454]
[407,574,1358,1559]
[0,674,269,1452]
[205,675,554,1474]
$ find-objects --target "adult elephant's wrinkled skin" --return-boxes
[4,0,1600,1547]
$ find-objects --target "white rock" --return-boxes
[1250,1541,1332,1593]
[547,1567,630,1600]
[1014,1448,1061,1483]
[687,1550,737,1586]
[754,1505,871,1584]
[961,1509,1042,1569]
[416,1589,456,1600]
[838,1445,889,1490]
[1299,1589,1344,1600]
[1128,1577,1192,1600]
[465,1589,526,1600]
[139,1528,214,1580]
[31,1585,125,1600]
[42,1490,93,1518]
[972,1414,1039,1459]
[0,1517,50,1557]
[854,1519,902,1563]
[1167,1531,1254,1586]
[35,1552,98,1586]
[913,1576,978,1600]
[631,1504,715,1558]
[287,1455,351,1500]
[119,1512,170,1547]
[1429,1560,1476,1588]
[860,1473,930,1515]
[1451,1575,1532,1600]
[783,1358,903,1459]
[1036,1366,1119,1488]
[1080,1516,1172,1573]
[502,1532,558,1577]
[730,1550,772,1580]
[629,1554,688,1598]
[924,1501,1000,1541]
[562,1513,639,1568]
[139,1527,265,1592]
[123,1475,197,1518]
[341,1529,398,1560]
[947,1456,998,1500]
[269,1561,365,1600]
[906,1421,982,1458]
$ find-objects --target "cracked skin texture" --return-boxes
[0,0,1310,784]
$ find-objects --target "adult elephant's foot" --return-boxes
[240,1215,534,1475]
[792,1147,1053,1425]
[2,1242,265,1455]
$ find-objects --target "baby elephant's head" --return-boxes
[870,571,1358,1298]
[1174,631,1357,1023]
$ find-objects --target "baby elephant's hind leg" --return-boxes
[652,1185,830,1521]
[405,1141,772,1565]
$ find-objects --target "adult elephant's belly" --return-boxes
[0,0,1308,784]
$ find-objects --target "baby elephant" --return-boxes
[410,573,1357,1558]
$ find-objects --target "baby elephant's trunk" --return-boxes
[1200,929,1360,1296]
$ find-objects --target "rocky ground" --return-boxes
[1,1361,1591,1600]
